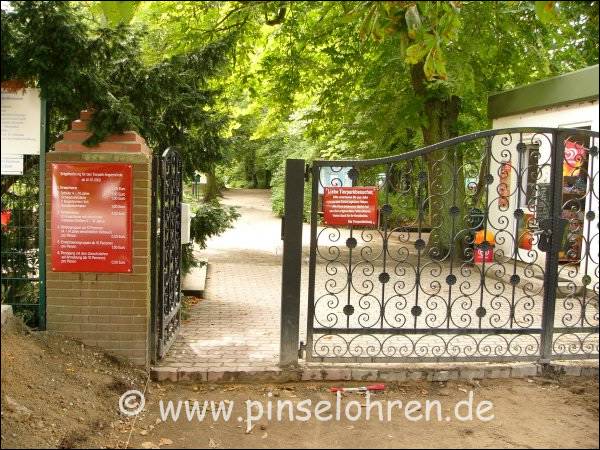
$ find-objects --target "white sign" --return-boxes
[318,167,353,194]
[1,87,42,155]
[1,155,24,175]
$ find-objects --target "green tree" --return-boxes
[1,1,240,283]
[208,1,598,257]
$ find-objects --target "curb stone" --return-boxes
[150,361,598,383]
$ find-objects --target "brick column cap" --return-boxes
[54,110,151,155]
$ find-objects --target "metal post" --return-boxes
[540,131,564,363]
[279,159,305,367]
[305,163,320,363]
[150,154,159,364]
[38,99,47,330]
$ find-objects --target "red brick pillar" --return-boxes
[45,110,153,366]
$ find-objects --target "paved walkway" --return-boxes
[158,189,306,373]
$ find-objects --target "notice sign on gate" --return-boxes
[1,87,42,155]
[323,186,379,226]
[51,163,133,272]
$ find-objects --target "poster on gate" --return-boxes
[323,186,379,227]
[563,140,586,176]
[1,86,42,155]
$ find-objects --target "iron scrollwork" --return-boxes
[155,147,183,360]
[306,128,599,363]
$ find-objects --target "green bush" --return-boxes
[270,167,312,222]
[181,201,240,274]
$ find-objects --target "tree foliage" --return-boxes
[2,1,599,255]
[1,1,242,302]
[198,0,598,253]
[1,1,233,178]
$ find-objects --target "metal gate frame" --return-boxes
[0,99,47,329]
[151,147,183,363]
[283,127,599,365]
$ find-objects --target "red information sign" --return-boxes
[51,163,133,272]
[323,186,379,226]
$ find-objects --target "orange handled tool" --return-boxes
[330,383,385,393]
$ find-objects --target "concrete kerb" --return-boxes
[150,360,598,383]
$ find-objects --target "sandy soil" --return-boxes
[128,377,599,449]
[1,319,147,448]
[2,318,598,449]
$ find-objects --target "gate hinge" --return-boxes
[298,341,306,359]
[304,164,311,182]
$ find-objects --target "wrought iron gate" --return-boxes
[305,128,599,363]
[151,147,183,362]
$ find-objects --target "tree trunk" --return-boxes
[203,167,220,202]
[410,64,465,260]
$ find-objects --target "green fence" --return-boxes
[1,153,46,329]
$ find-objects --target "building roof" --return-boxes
[488,65,599,119]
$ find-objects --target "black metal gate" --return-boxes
[151,147,183,362]
[305,128,599,363]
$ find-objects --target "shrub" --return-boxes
[181,201,240,274]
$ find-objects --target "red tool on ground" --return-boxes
[330,383,386,393]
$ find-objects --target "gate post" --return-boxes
[540,132,565,363]
[45,110,153,367]
[279,159,305,368]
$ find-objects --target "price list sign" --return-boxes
[51,163,133,272]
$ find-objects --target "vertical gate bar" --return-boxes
[37,99,47,330]
[540,131,564,363]
[305,163,320,362]
[414,158,425,329]
[478,137,493,329]
[279,158,305,367]
[173,151,183,345]
[158,151,167,359]
[160,154,166,357]
[379,163,392,329]
[446,146,458,329]
[510,133,525,329]
[580,137,596,328]
[150,154,159,363]
[346,226,353,329]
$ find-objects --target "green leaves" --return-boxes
[423,46,447,80]
[189,201,240,250]
[2,1,232,179]
[97,1,141,27]
[405,41,429,64]
[406,33,448,81]
[534,1,559,24]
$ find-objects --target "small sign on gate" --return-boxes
[1,155,24,175]
[1,87,42,155]
[323,186,379,227]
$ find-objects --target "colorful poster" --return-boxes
[563,140,586,176]
[498,162,511,209]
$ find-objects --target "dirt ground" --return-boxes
[127,377,599,449]
[1,319,599,449]
[1,318,147,448]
